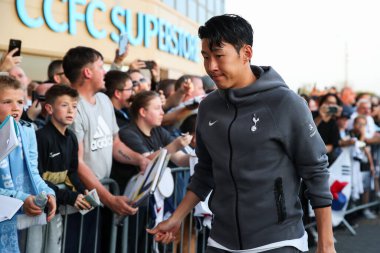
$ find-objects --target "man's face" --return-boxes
[54,65,70,85]
[191,77,205,97]
[130,72,150,93]
[9,66,29,89]
[0,87,24,122]
[88,58,106,91]
[201,40,249,89]
[357,102,371,116]
[118,79,133,108]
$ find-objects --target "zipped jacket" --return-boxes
[188,66,332,250]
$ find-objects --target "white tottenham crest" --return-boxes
[251,114,260,132]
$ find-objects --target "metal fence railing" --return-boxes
[19,167,380,252]
[20,178,120,253]
[119,167,209,253]
[20,169,210,253]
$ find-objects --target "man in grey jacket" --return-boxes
[148,14,335,253]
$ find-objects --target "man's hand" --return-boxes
[138,155,150,174]
[108,195,138,216]
[23,195,43,216]
[129,59,146,70]
[0,48,22,72]
[150,61,160,83]
[26,100,42,121]
[146,217,182,244]
[182,78,193,95]
[46,195,56,222]
[114,44,129,66]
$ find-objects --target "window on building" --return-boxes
[198,5,206,24]
[188,0,197,21]
[176,0,187,16]
[162,0,175,9]
[216,0,225,14]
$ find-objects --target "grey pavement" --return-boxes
[310,208,380,253]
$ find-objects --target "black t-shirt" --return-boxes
[110,123,174,191]
[317,119,340,165]
[36,121,85,205]
[317,119,340,147]
[114,107,131,129]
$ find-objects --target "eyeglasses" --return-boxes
[132,78,147,87]
[119,87,133,92]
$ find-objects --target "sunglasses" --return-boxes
[132,78,147,87]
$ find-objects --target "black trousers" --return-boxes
[206,246,302,253]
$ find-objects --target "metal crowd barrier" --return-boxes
[120,167,209,253]
[21,169,209,253]
[21,178,120,253]
[304,199,380,236]
[21,167,379,252]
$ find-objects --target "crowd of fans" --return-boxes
[0,41,379,253]
[301,87,380,218]
[0,43,214,253]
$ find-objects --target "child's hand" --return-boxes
[23,195,43,216]
[46,195,56,222]
[75,194,92,210]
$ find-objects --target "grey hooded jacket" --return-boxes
[187,65,332,250]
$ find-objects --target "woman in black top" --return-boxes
[313,93,342,165]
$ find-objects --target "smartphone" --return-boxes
[118,33,128,56]
[8,39,22,56]
[327,105,338,115]
[143,60,155,69]
[32,91,37,103]
[32,91,45,103]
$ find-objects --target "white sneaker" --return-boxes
[363,209,377,219]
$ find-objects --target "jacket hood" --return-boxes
[218,65,288,105]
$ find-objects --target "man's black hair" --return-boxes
[47,60,63,82]
[62,46,103,84]
[104,70,131,98]
[198,14,253,53]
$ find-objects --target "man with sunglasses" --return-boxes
[47,59,70,85]
[127,69,151,93]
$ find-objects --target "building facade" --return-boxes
[0,0,224,81]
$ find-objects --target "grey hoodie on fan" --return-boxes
[188,65,332,250]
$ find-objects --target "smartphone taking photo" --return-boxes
[142,60,155,69]
[118,33,128,56]
[8,39,22,56]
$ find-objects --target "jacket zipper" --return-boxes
[227,104,243,249]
